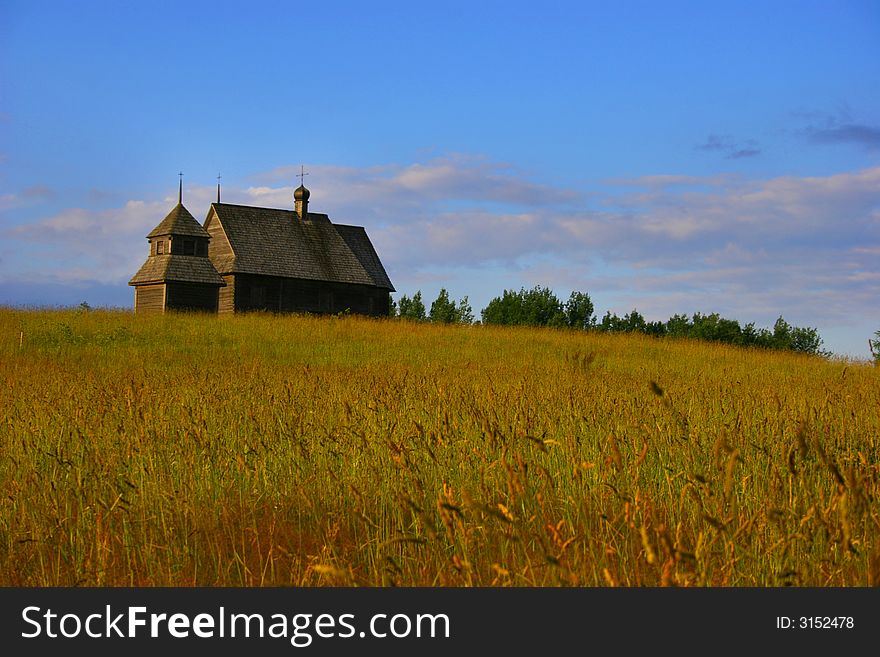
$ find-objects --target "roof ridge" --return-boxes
[212,202,295,211]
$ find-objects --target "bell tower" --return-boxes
[128,174,225,312]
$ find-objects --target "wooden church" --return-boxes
[129,176,394,315]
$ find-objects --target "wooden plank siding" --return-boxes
[229,274,389,316]
[218,275,236,314]
[205,210,235,261]
[165,282,219,312]
[134,284,165,313]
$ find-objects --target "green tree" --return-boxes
[599,309,649,333]
[595,306,827,355]
[599,311,623,332]
[429,288,458,323]
[456,296,474,324]
[622,309,647,333]
[398,291,426,321]
[645,320,667,337]
[665,313,691,338]
[480,289,517,325]
[482,286,566,327]
[772,316,793,350]
[564,291,595,329]
[870,330,880,365]
[521,286,567,327]
[688,313,741,344]
[741,322,769,348]
[790,326,824,355]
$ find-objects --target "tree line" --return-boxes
[392,285,833,357]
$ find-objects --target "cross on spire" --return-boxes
[178,171,183,203]
[296,165,309,187]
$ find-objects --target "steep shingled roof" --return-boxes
[147,203,211,238]
[208,203,394,291]
[128,255,226,286]
[335,224,394,291]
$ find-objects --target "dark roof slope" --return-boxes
[335,224,394,291]
[147,203,211,238]
[128,255,225,286]
[208,203,394,290]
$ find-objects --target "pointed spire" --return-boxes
[217,172,221,203]
[178,171,183,204]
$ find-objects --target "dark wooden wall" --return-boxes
[137,277,387,316]
[166,282,219,312]
[229,274,389,316]
[134,284,165,313]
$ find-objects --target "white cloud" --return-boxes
[255,155,579,210]
[2,198,171,285]
[9,199,166,241]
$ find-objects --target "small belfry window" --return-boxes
[156,240,164,255]
[183,240,195,255]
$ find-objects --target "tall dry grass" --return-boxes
[1,308,878,586]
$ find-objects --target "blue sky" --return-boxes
[1,0,878,357]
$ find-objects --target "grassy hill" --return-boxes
[1,308,878,586]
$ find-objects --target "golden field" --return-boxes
[1,308,878,586]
